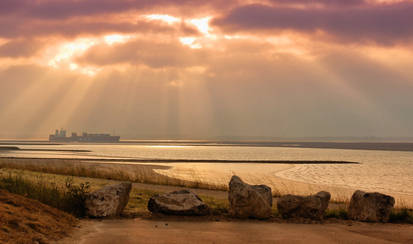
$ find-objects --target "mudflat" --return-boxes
[61,219,413,244]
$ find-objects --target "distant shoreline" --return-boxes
[1,140,413,152]
[0,156,359,164]
[0,146,20,151]
[0,146,90,153]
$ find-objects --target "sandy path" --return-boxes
[60,219,413,244]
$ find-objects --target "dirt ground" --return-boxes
[60,218,413,244]
[0,190,78,244]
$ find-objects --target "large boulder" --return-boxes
[277,191,331,220]
[348,190,395,222]
[85,182,132,217]
[228,175,272,219]
[148,190,209,216]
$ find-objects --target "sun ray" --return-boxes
[35,78,96,134]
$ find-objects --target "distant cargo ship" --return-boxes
[49,129,120,143]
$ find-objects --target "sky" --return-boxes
[0,0,413,139]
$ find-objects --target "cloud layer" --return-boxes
[213,1,413,44]
[1,0,413,139]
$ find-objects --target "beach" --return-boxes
[1,143,413,243]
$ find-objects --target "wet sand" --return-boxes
[154,162,413,208]
[61,219,413,244]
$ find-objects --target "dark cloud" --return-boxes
[0,0,224,38]
[3,0,411,46]
[0,0,29,14]
[0,39,44,57]
[0,18,199,38]
[268,0,366,7]
[2,0,237,19]
[213,2,413,44]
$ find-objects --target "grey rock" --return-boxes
[228,175,272,219]
[348,190,395,222]
[85,182,132,217]
[277,191,331,220]
[148,190,209,216]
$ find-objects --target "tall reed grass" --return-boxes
[0,158,227,191]
[0,170,90,217]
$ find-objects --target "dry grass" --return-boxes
[0,168,230,218]
[0,158,227,191]
[0,169,91,217]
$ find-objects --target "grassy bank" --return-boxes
[0,168,231,218]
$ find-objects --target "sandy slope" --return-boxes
[61,219,413,244]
